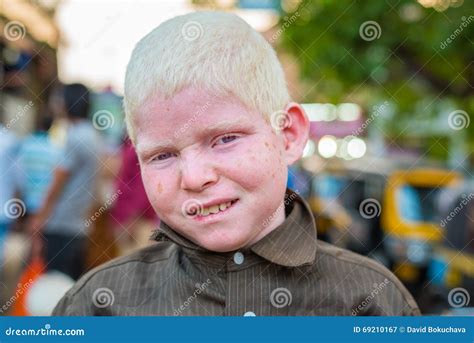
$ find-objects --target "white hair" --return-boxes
[123,11,290,143]
[124,12,290,141]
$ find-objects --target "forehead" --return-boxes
[134,87,267,144]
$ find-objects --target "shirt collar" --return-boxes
[151,188,317,267]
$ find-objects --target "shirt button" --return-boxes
[243,311,256,316]
[233,251,244,265]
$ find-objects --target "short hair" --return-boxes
[63,83,90,119]
[38,114,53,132]
[124,11,290,143]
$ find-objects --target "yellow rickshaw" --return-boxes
[427,183,474,311]
[381,169,463,293]
[307,159,393,261]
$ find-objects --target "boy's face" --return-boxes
[134,87,307,252]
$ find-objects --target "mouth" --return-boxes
[191,199,239,222]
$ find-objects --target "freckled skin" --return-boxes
[134,87,291,252]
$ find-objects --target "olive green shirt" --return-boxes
[53,189,420,316]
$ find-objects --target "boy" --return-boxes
[30,84,101,281]
[53,12,420,316]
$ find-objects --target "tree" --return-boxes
[280,0,473,144]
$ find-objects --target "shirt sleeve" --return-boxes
[52,291,93,316]
[356,271,422,316]
[51,294,72,316]
[57,133,82,172]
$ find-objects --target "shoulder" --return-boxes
[314,240,420,315]
[66,122,95,142]
[73,242,176,295]
[53,242,178,315]
[19,135,46,152]
[316,240,394,280]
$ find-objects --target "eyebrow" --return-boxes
[200,118,250,135]
[136,118,251,155]
[136,140,174,155]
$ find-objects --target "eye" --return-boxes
[215,134,239,146]
[152,152,176,161]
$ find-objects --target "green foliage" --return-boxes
[281,0,473,141]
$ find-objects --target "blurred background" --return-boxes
[0,0,473,316]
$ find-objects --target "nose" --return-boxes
[179,152,218,192]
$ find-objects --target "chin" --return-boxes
[198,234,250,253]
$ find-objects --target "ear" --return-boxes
[279,102,310,165]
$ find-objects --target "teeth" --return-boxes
[199,201,234,217]
[209,205,220,214]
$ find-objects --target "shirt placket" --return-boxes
[224,250,260,316]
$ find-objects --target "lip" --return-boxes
[193,199,239,222]
[201,198,238,208]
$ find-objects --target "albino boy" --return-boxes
[54,11,420,316]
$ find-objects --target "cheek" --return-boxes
[259,141,287,187]
[223,140,287,190]
[156,181,163,194]
[140,167,175,211]
[140,169,157,203]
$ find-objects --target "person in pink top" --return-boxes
[110,138,158,254]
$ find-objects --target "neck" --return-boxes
[244,200,286,248]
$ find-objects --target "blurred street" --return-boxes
[0,0,473,316]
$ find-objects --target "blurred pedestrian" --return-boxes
[29,83,101,281]
[109,137,158,255]
[16,116,60,215]
[0,125,20,266]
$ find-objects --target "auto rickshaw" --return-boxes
[381,168,463,295]
[307,171,352,246]
[303,156,463,298]
[427,183,474,311]
[307,158,395,263]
